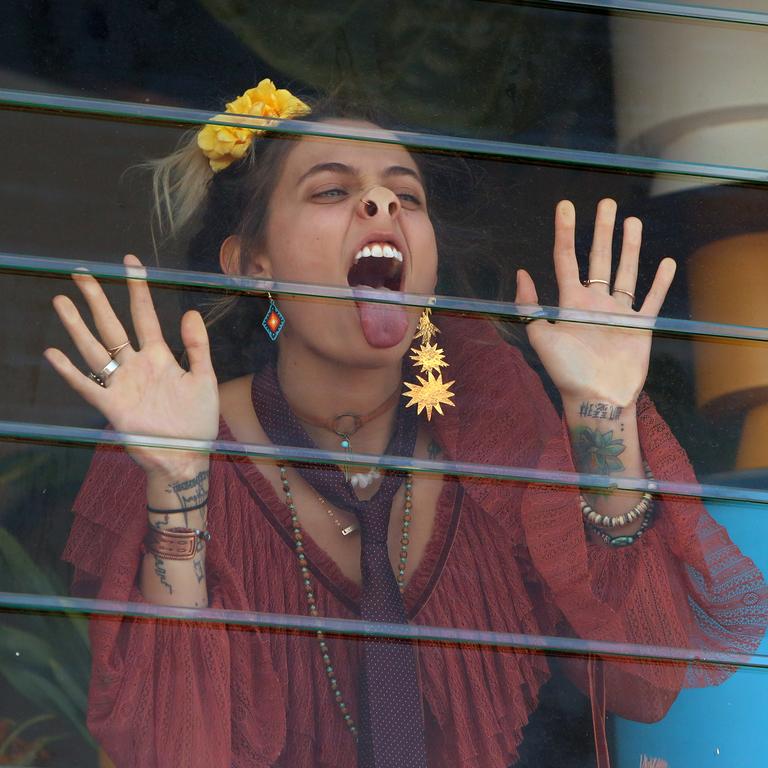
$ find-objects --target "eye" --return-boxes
[395,191,423,209]
[312,187,349,201]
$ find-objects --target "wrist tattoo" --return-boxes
[153,555,174,594]
[571,426,626,474]
[578,401,623,421]
[166,470,209,527]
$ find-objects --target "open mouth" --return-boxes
[347,241,404,291]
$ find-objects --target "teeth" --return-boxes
[354,242,404,263]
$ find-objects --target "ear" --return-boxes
[219,235,272,279]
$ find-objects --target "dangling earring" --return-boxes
[402,308,455,420]
[262,292,285,341]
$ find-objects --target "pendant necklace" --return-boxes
[289,386,400,482]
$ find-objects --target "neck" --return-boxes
[276,347,403,457]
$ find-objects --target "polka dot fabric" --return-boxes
[252,366,428,768]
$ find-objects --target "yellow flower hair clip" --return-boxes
[197,79,311,172]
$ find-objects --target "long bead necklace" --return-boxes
[278,465,414,740]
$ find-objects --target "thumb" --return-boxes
[181,310,214,377]
[515,269,539,306]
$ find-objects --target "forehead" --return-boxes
[281,120,422,180]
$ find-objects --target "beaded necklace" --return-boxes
[278,465,414,740]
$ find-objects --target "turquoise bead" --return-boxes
[610,536,635,547]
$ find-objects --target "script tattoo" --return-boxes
[578,401,623,421]
[571,426,626,474]
[166,470,209,526]
[193,558,205,584]
[153,555,173,594]
[151,513,171,531]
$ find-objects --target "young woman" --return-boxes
[49,82,766,768]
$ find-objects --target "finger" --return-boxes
[612,216,642,307]
[124,254,163,346]
[515,268,539,305]
[516,269,552,347]
[181,310,214,377]
[71,272,135,358]
[552,200,581,291]
[639,258,677,317]
[587,198,617,292]
[43,347,109,409]
[52,295,113,374]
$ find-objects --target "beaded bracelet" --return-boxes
[580,461,655,529]
[586,503,655,548]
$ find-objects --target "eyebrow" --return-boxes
[297,162,423,185]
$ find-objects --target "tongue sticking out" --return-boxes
[355,292,409,348]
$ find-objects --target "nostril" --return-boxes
[363,199,378,216]
[388,201,397,216]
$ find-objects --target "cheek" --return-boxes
[268,211,339,278]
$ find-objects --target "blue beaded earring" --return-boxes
[262,292,285,341]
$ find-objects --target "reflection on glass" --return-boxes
[0,86,763,768]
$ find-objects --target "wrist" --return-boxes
[562,396,637,424]
[145,462,210,514]
[145,459,210,488]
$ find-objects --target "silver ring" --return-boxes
[89,358,120,388]
[583,278,611,287]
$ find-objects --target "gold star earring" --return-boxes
[402,308,456,420]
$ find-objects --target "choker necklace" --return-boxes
[288,385,401,481]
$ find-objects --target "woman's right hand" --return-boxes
[44,254,220,481]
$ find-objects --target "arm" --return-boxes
[45,255,220,609]
[514,199,766,719]
[141,465,210,607]
[516,198,676,532]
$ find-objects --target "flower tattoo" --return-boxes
[571,427,626,474]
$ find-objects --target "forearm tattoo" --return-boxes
[193,558,205,584]
[578,401,623,421]
[153,555,173,594]
[571,426,626,474]
[165,470,209,527]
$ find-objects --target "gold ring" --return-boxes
[583,279,610,287]
[613,289,636,302]
[107,341,131,358]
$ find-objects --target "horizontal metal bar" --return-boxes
[1,88,767,184]
[494,0,768,26]
[3,251,768,343]
[3,420,768,508]
[0,592,764,669]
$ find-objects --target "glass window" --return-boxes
[1,2,766,767]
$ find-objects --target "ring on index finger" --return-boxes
[89,359,120,388]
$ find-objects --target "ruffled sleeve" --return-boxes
[436,316,768,723]
[62,441,285,768]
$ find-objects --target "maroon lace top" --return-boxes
[63,317,767,767]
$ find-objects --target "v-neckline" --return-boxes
[218,415,463,619]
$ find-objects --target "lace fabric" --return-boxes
[62,317,768,767]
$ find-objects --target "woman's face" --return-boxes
[249,120,438,369]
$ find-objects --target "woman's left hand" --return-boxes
[515,198,676,407]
